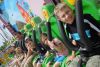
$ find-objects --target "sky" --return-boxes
[26,0,44,18]
[0,0,44,47]
[0,0,29,47]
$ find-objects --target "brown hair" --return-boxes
[15,31,22,35]
[25,37,32,43]
[41,33,47,37]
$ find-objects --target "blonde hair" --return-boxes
[54,3,69,17]
[15,47,22,53]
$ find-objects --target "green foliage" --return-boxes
[0,0,3,3]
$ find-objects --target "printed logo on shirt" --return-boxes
[71,30,91,40]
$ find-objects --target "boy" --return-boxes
[15,32,27,51]
[9,47,24,67]
[32,40,48,67]
[22,37,47,67]
[54,3,100,67]
[41,33,68,67]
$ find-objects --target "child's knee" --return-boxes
[32,61,36,67]
[53,62,60,67]
[37,63,42,67]
[46,62,51,67]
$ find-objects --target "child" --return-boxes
[32,41,48,67]
[54,3,100,67]
[9,47,24,67]
[15,32,27,51]
[41,33,68,67]
[21,37,38,67]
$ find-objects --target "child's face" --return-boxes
[25,40,35,49]
[58,6,74,24]
[10,46,15,52]
[41,35,48,45]
[16,33,23,40]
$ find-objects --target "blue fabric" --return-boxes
[86,30,91,38]
[54,55,66,62]
[71,30,91,40]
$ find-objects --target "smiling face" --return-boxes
[25,38,36,50]
[9,46,15,53]
[58,7,74,24]
[41,33,48,45]
[54,3,75,24]
[15,32,23,40]
[41,35,48,45]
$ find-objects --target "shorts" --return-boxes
[54,55,66,62]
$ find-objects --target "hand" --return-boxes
[72,40,77,46]
[68,55,75,61]
[27,47,33,54]
[16,60,19,64]
[27,47,31,51]
[45,51,50,57]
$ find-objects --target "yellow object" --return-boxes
[24,27,27,32]
[3,53,11,63]
[42,9,49,21]
[67,0,75,5]
[0,58,4,64]
[0,58,6,64]
[30,19,36,27]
